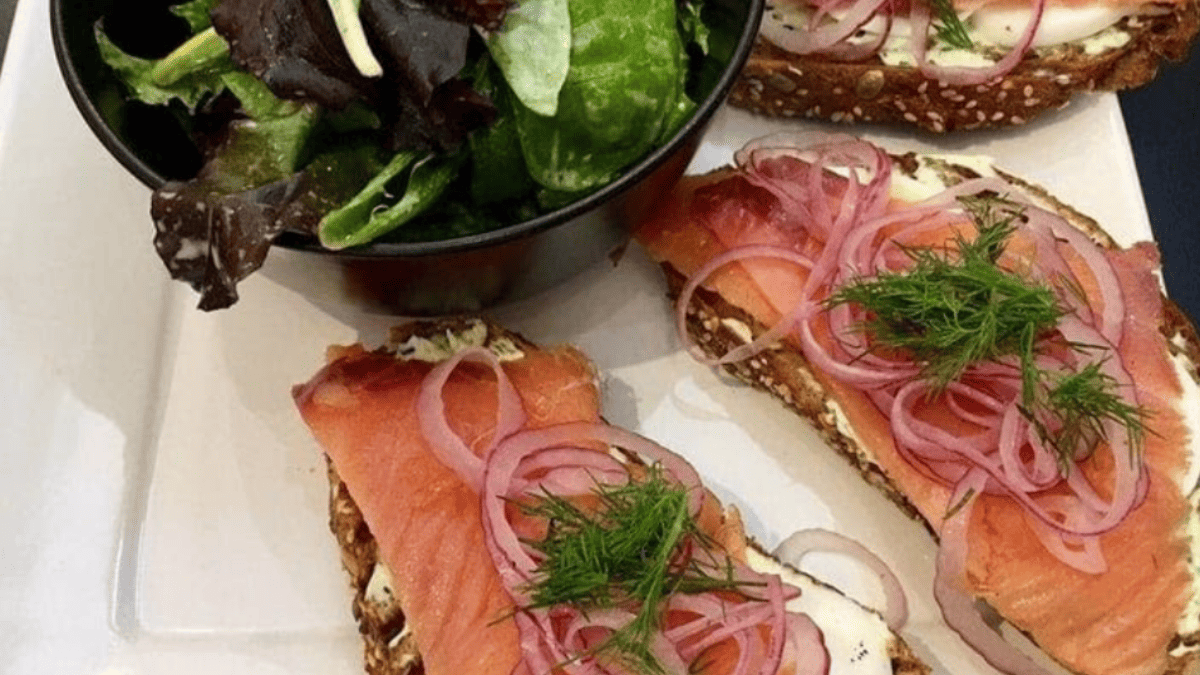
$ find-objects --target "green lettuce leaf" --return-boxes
[512,0,690,193]
[96,25,232,110]
[485,0,571,116]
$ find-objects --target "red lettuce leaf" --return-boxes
[211,0,496,152]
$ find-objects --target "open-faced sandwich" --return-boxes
[633,132,1200,675]
[292,318,929,675]
[729,0,1200,131]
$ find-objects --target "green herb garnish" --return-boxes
[828,196,1060,391]
[521,469,747,673]
[1023,361,1150,472]
[928,0,974,49]
[829,195,1150,473]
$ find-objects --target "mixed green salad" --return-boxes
[98,0,718,309]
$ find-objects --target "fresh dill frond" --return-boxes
[828,198,1061,391]
[1023,361,1150,473]
[928,0,974,49]
[520,468,750,674]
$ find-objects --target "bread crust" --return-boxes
[647,156,1200,675]
[316,318,934,675]
[729,0,1200,131]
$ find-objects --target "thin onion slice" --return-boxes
[773,529,909,630]
[416,345,526,492]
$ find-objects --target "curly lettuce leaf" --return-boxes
[211,0,495,152]
[150,106,321,309]
[96,24,232,110]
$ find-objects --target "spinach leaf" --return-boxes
[512,0,690,193]
[484,0,571,116]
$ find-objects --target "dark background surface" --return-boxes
[1,0,1196,320]
[1120,51,1200,324]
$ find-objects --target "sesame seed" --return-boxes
[904,112,918,122]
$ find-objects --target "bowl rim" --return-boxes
[50,0,765,260]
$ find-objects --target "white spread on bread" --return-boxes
[746,548,896,675]
[393,319,526,363]
[1170,342,1200,638]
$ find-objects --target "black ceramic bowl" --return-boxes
[52,0,764,314]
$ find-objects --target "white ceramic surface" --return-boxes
[0,0,1153,672]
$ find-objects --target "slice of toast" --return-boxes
[728,0,1200,131]
[303,318,934,675]
[633,140,1200,675]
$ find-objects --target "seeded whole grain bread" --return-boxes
[729,0,1200,132]
[645,156,1200,674]
[319,318,933,675]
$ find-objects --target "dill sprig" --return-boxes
[828,196,1060,391]
[828,195,1150,473]
[1023,361,1150,472]
[928,0,974,49]
[520,469,748,674]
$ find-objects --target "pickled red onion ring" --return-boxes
[773,529,909,630]
[935,471,1053,675]
[417,345,527,492]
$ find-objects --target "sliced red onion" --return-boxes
[417,345,526,492]
[475,419,828,675]
[773,528,909,630]
[935,471,1055,675]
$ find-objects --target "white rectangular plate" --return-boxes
[0,0,1152,672]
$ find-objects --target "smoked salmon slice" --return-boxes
[633,135,1200,675]
[293,323,601,675]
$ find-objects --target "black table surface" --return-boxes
[1,0,1195,320]
[1119,48,1200,325]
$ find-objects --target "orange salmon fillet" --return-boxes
[293,342,601,675]
[635,167,1195,675]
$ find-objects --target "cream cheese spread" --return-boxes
[1170,344,1200,639]
[394,319,526,363]
[745,548,897,675]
